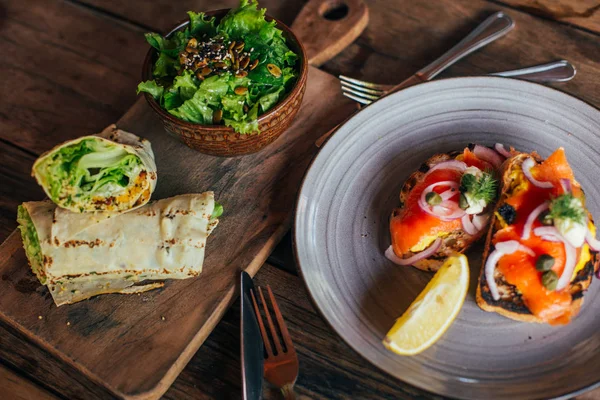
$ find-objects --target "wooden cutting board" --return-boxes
[0,1,367,398]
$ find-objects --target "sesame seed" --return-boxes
[67,322,71,326]
[161,316,166,321]
[38,316,43,320]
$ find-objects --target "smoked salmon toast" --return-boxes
[477,148,600,325]
[387,145,505,272]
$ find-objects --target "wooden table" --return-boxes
[2,0,600,398]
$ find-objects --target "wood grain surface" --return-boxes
[292,0,369,66]
[498,0,600,33]
[2,0,600,399]
[0,364,58,400]
[0,67,355,399]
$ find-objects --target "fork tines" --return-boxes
[250,286,296,358]
[339,75,392,105]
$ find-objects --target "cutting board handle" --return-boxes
[291,0,369,66]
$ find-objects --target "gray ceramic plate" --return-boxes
[294,77,600,399]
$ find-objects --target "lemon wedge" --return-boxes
[383,254,469,356]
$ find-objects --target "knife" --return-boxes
[241,271,264,400]
[315,11,514,147]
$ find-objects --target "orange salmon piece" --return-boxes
[390,169,463,255]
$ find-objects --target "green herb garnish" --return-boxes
[548,194,586,224]
[460,172,498,204]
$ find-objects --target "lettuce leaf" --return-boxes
[224,103,259,134]
[153,53,179,78]
[218,0,268,38]
[138,0,298,134]
[172,70,198,100]
[258,86,283,112]
[144,30,190,58]
[137,80,164,99]
[168,90,213,124]
[188,11,217,37]
[17,205,45,284]
[34,139,143,207]
[211,202,223,219]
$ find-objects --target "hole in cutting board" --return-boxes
[320,1,349,21]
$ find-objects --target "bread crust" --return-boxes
[393,151,488,272]
[475,153,599,323]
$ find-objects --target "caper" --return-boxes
[542,270,558,291]
[459,194,469,210]
[536,254,555,271]
[426,192,442,206]
[538,210,553,226]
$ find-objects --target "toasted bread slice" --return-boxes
[476,153,599,323]
[393,151,488,272]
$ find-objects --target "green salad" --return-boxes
[137,0,298,134]
[17,205,45,284]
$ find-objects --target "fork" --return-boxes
[251,286,299,400]
[340,59,577,105]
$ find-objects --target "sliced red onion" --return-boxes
[585,230,600,251]
[385,238,442,266]
[541,235,561,242]
[494,143,511,158]
[533,226,560,237]
[427,160,467,174]
[418,181,464,221]
[560,178,572,194]
[522,202,549,240]
[440,188,457,201]
[461,214,478,235]
[522,157,554,189]
[473,145,503,169]
[472,213,491,231]
[557,239,577,291]
[485,241,536,300]
[432,201,467,221]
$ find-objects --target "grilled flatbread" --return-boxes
[17,193,220,306]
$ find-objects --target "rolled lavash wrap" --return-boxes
[32,124,157,213]
[17,192,222,306]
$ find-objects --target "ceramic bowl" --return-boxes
[295,76,600,399]
[141,9,308,157]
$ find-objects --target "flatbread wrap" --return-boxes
[32,124,157,213]
[17,192,222,306]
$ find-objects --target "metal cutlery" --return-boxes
[340,60,577,104]
[314,11,515,147]
[241,272,264,400]
[251,286,299,400]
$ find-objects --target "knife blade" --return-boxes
[240,271,263,400]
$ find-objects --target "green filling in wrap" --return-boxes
[17,205,45,284]
[34,139,143,209]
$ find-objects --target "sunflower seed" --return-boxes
[240,56,250,69]
[236,70,248,78]
[235,41,245,51]
[234,86,248,95]
[267,63,282,77]
[187,38,198,48]
[213,109,223,124]
[228,41,236,51]
[249,59,259,70]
